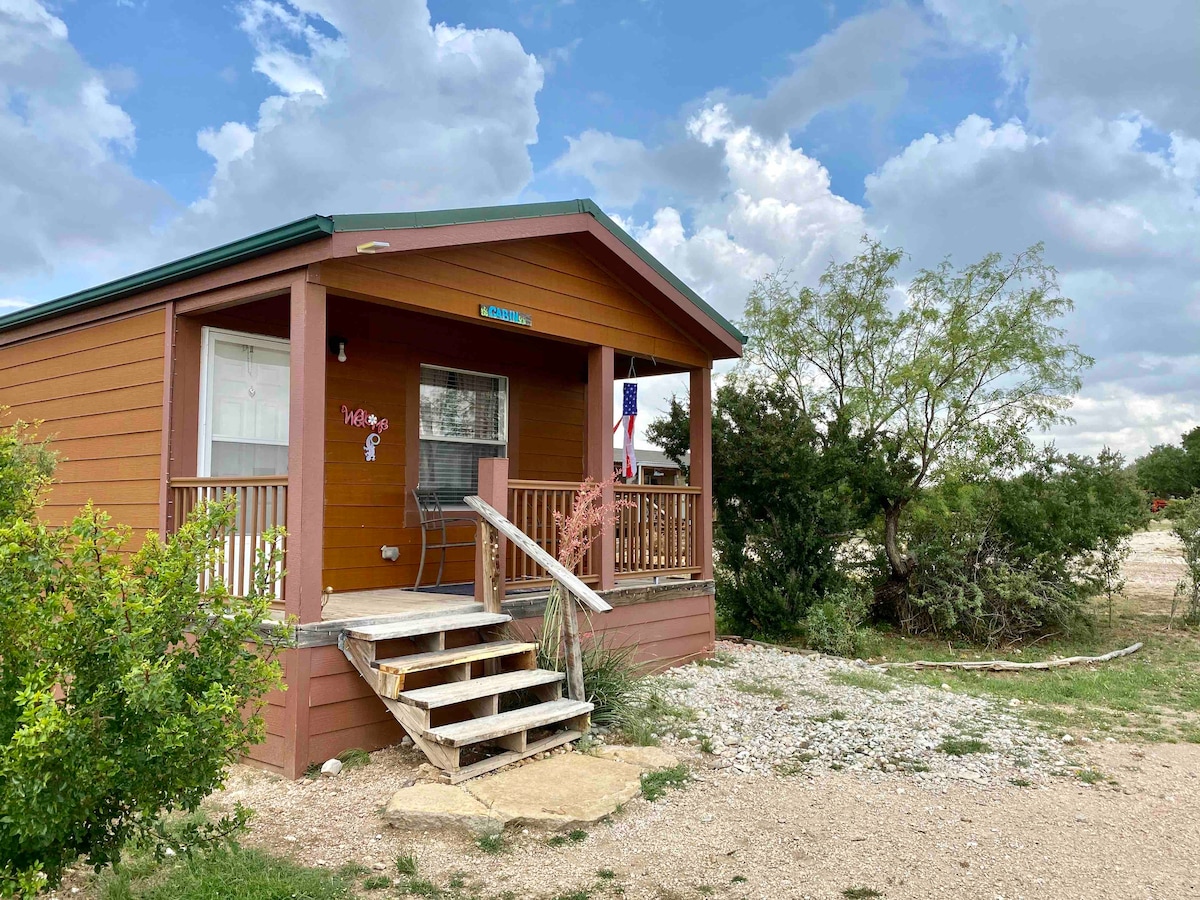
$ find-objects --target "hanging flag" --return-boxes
[615,382,638,479]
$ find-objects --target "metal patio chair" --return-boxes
[412,487,476,589]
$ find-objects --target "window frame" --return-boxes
[197,326,292,478]
[418,363,509,504]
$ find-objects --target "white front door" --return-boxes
[198,327,291,477]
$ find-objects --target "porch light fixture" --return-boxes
[328,336,348,363]
[356,240,390,254]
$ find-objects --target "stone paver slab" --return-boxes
[464,753,643,829]
[384,782,504,836]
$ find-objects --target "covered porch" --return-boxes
[160,237,716,629]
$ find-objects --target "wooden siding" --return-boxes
[0,311,166,535]
[510,591,716,671]
[322,299,587,593]
[318,235,710,369]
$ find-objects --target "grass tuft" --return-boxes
[395,851,418,876]
[640,764,690,801]
[362,874,391,890]
[336,747,371,770]
[829,669,894,693]
[842,888,883,899]
[732,679,786,700]
[938,736,992,756]
[475,833,507,854]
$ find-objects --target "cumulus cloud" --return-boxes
[556,0,1200,456]
[175,0,544,251]
[0,0,171,279]
[746,2,934,136]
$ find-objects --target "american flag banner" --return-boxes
[615,382,638,479]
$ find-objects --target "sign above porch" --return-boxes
[479,304,532,328]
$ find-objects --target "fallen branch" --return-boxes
[878,642,1143,672]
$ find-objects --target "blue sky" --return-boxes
[2,0,1198,456]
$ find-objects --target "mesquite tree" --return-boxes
[741,239,1090,607]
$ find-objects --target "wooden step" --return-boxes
[345,612,512,642]
[427,698,593,748]
[397,669,565,710]
[444,730,583,784]
[373,640,537,676]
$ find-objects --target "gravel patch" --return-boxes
[651,642,1075,786]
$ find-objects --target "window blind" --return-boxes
[418,365,508,503]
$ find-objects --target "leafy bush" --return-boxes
[898,448,1147,643]
[1170,494,1200,627]
[0,418,287,895]
[802,585,878,657]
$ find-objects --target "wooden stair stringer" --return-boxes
[339,625,593,783]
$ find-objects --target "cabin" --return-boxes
[615,447,690,486]
[0,200,743,781]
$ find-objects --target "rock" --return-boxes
[1061,734,1075,744]
[383,783,504,836]
[464,754,644,829]
[320,758,343,777]
[593,745,679,771]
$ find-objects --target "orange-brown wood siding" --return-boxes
[322,299,587,592]
[318,235,710,368]
[0,311,166,536]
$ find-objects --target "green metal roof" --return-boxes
[0,199,746,345]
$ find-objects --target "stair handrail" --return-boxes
[464,495,612,613]
[465,494,611,703]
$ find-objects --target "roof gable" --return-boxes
[0,200,744,355]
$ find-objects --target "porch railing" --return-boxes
[614,484,702,578]
[505,478,702,582]
[505,480,598,586]
[168,476,288,601]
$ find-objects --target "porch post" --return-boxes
[689,366,714,581]
[475,457,509,610]
[285,277,327,624]
[587,346,616,590]
[281,276,326,780]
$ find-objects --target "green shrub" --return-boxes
[898,449,1146,643]
[0,418,287,895]
[802,585,879,658]
[1171,495,1200,626]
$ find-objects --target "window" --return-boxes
[419,365,508,504]
[198,328,290,477]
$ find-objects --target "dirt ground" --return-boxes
[187,740,1200,900]
[61,528,1200,899]
[1122,524,1186,616]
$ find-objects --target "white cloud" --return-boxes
[174,0,544,250]
[0,1,170,278]
[538,36,580,75]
